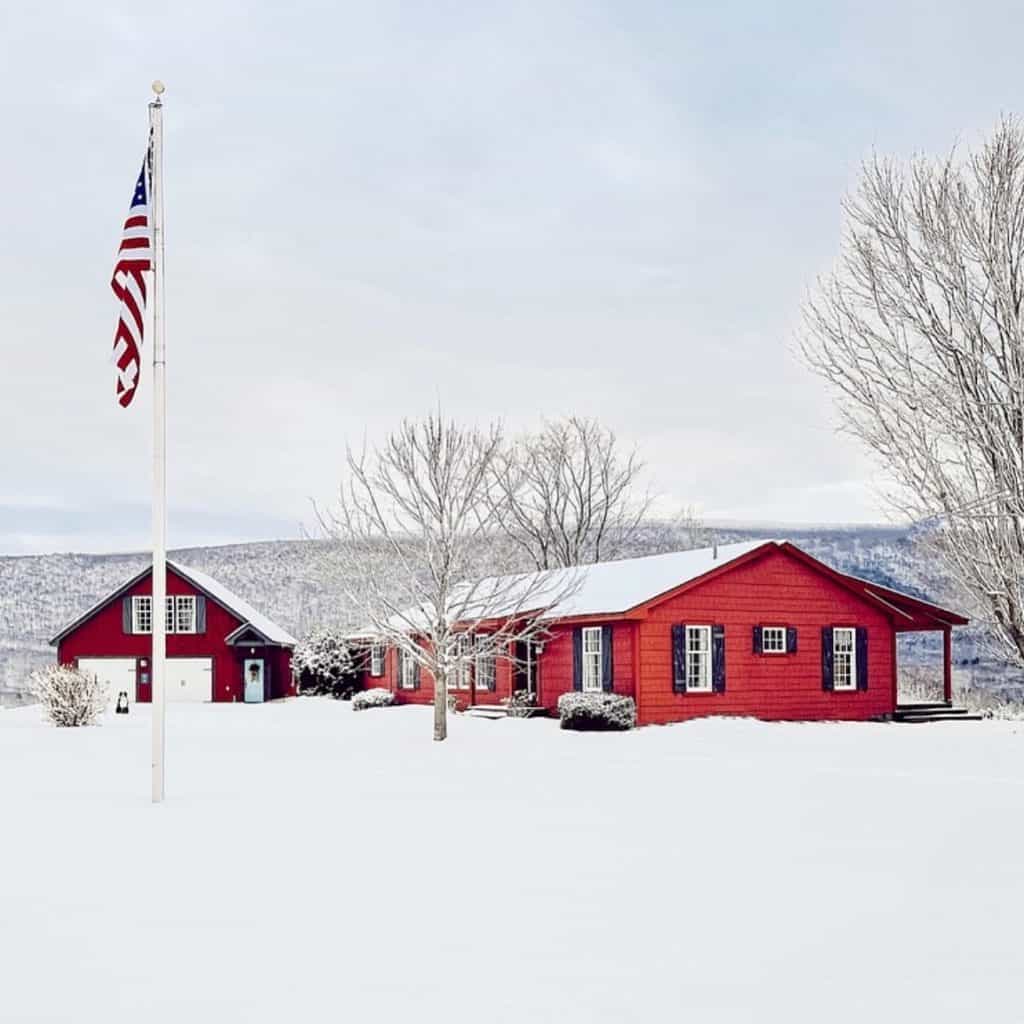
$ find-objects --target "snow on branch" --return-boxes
[801,116,1024,667]
[315,412,581,741]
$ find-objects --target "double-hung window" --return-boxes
[132,596,153,634]
[762,626,786,654]
[450,635,472,690]
[399,648,417,689]
[369,644,384,677]
[475,635,496,691]
[174,595,196,634]
[581,626,602,692]
[833,628,856,691]
[685,625,712,692]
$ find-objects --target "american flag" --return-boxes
[111,158,152,407]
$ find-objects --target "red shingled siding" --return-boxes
[366,639,518,709]
[57,567,295,703]
[356,547,898,725]
[535,622,635,713]
[635,547,894,725]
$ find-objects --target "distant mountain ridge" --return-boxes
[0,522,1002,700]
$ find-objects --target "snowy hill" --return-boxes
[0,522,1002,700]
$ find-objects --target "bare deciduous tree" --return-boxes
[318,413,579,741]
[492,416,652,570]
[801,117,1024,667]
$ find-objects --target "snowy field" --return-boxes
[1,700,1021,1023]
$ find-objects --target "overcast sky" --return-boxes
[1,1,1019,554]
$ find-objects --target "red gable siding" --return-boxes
[636,546,894,725]
[56,567,294,703]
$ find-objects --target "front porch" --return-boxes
[894,622,979,722]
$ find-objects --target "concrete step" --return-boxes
[895,705,968,717]
[893,708,983,723]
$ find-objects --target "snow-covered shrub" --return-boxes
[294,627,357,698]
[30,664,108,727]
[352,687,396,711]
[502,689,536,718]
[557,692,636,731]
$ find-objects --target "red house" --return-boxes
[50,561,297,705]
[359,540,967,726]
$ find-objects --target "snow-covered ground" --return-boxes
[1,701,1021,1023]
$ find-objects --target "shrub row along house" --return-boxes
[355,540,967,725]
[50,561,296,704]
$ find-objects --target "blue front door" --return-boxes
[244,659,265,703]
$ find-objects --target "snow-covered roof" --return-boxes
[169,562,297,646]
[454,540,773,622]
[49,560,297,647]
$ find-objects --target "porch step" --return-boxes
[896,701,953,711]
[464,705,508,720]
[463,704,547,719]
[893,704,982,723]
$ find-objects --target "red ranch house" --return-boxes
[359,540,967,725]
[50,561,297,705]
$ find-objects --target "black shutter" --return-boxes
[572,628,583,691]
[413,658,421,691]
[855,627,868,690]
[712,625,726,693]
[264,659,272,700]
[601,626,613,692]
[821,627,834,691]
[671,624,686,693]
[752,625,763,654]
[196,596,207,634]
[122,597,132,634]
[786,627,797,653]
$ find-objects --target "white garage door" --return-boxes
[167,658,213,702]
[77,658,137,710]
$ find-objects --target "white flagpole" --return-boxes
[149,81,167,804]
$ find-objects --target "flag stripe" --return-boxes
[111,159,151,407]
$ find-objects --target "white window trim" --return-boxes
[762,625,787,655]
[448,635,472,690]
[370,644,384,677]
[833,627,857,691]
[581,626,602,692]
[399,648,417,690]
[685,625,712,693]
[475,635,496,691]
[132,596,152,635]
[174,595,196,634]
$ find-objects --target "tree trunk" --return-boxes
[434,671,447,742]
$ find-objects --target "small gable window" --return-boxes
[174,595,196,634]
[132,596,152,634]
[762,626,786,654]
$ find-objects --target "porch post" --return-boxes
[942,628,953,704]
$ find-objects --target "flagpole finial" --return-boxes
[151,80,165,97]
